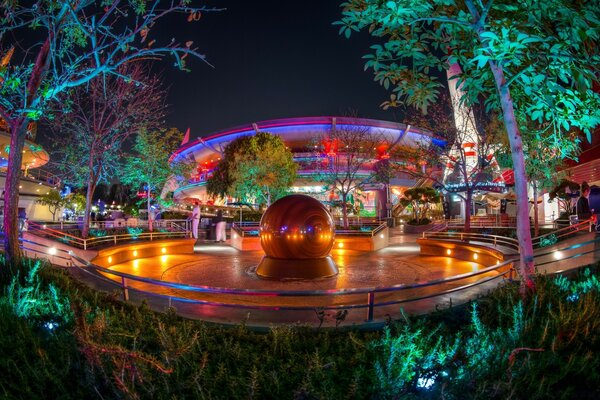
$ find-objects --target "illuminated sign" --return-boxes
[445,181,506,193]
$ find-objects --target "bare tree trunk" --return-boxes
[341,192,349,229]
[464,189,472,233]
[533,181,539,237]
[2,38,51,278]
[489,61,535,290]
[147,186,153,232]
[2,120,28,279]
[82,178,97,239]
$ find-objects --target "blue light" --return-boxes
[417,376,436,389]
[43,321,59,331]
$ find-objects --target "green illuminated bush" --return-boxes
[1,257,600,399]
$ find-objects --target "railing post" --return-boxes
[494,237,497,246]
[83,240,87,251]
[113,236,117,245]
[460,233,464,241]
[366,292,375,322]
[121,276,129,301]
[150,232,153,241]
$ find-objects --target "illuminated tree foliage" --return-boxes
[337,0,600,287]
[0,1,220,275]
[121,128,193,230]
[35,189,66,222]
[50,63,166,238]
[548,179,580,217]
[207,132,297,207]
[399,187,441,225]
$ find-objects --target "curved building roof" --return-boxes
[171,116,440,201]
[171,116,438,166]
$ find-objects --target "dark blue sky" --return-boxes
[160,0,404,139]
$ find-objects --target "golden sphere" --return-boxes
[259,194,335,259]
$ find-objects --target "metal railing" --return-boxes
[15,220,599,325]
[531,218,592,248]
[423,218,593,253]
[422,230,520,253]
[231,221,388,238]
[21,168,61,187]
[27,220,191,250]
[68,251,514,322]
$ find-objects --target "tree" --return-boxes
[65,193,87,217]
[121,128,193,231]
[399,187,441,225]
[548,179,580,218]
[207,132,297,207]
[391,94,506,231]
[35,189,66,222]
[312,124,390,228]
[50,62,166,238]
[336,0,600,287]
[0,1,219,275]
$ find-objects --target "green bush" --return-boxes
[1,258,600,399]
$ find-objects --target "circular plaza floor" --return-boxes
[101,234,500,311]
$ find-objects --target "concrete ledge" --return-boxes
[92,238,196,267]
[231,227,390,253]
[404,224,433,234]
[22,232,98,267]
[334,227,389,252]
[417,238,506,266]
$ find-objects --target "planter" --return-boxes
[403,222,433,234]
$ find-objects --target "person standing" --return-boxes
[576,182,592,221]
[18,208,27,234]
[191,203,201,239]
[215,210,227,242]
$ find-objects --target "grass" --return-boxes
[0,256,599,399]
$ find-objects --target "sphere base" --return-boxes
[256,256,338,280]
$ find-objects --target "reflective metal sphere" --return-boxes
[259,194,335,259]
[257,194,338,279]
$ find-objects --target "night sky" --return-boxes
[158,0,403,139]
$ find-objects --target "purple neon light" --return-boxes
[170,116,431,163]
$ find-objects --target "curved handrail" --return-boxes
[422,231,520,252]
[532,218,592,248]
[67,249,514,323]
[27,220,190,250]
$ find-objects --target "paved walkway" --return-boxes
[65,227,600,329]
[82,228,504,328]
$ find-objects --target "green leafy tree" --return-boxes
[121,128,193,231]
[65,193,87,217]
[50,63,166,238]
[0,1,220,271]
[35,189,66,222]
[336,0,600,287]
[548,179,580,218]
[399,187,442,225]
[207,132,297,207]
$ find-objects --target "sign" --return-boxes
[445,181,506,193]
[362,183,385,191]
